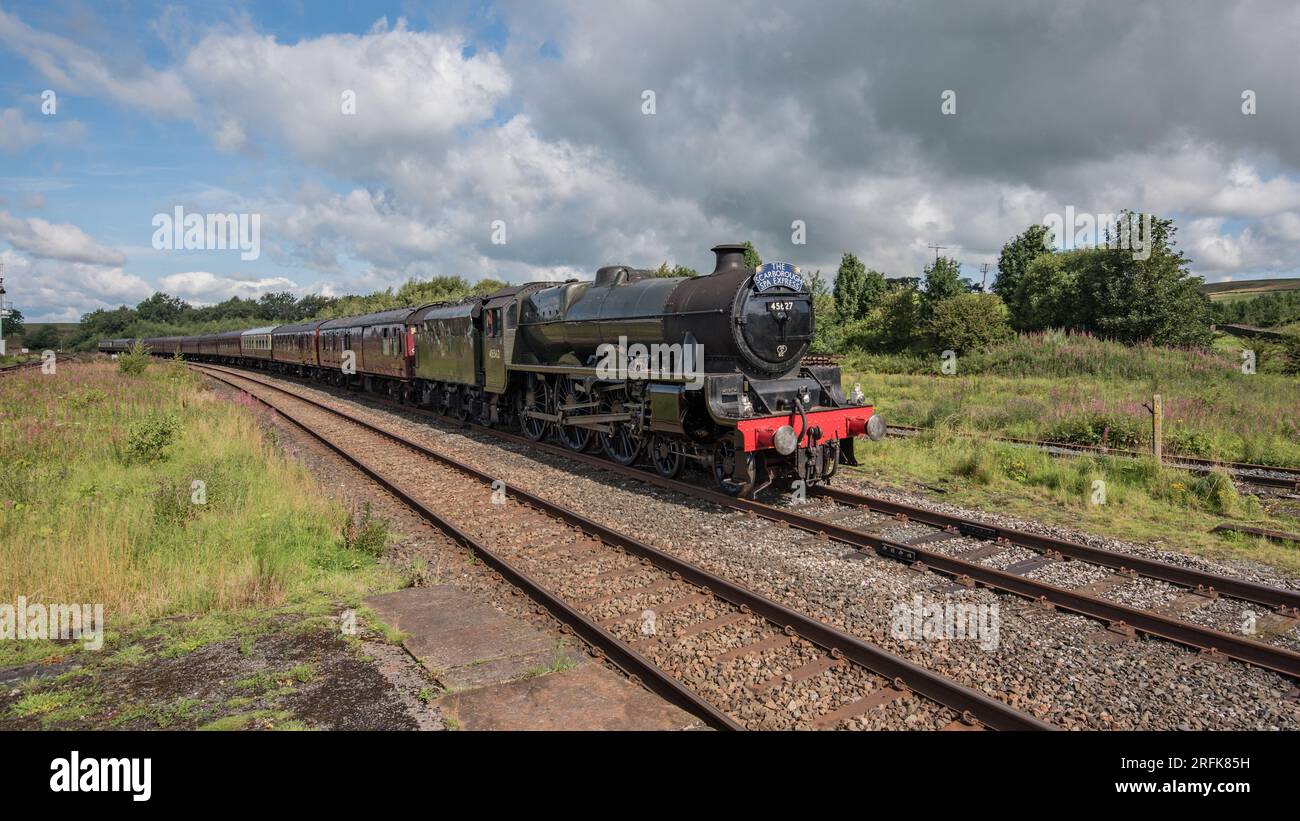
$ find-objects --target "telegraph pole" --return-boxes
[927,243,948,263]
[980,262,991,290]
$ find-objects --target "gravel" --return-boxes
[208,368,1300,730]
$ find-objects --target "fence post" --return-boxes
[1152,393,1163,463]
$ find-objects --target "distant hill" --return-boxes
[10,323,80,350]
[1201,278,1300,302]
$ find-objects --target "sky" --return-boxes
[2,0,1299,322]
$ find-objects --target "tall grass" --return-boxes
[844,330,1300,466]
[0,362,393,634]
[847,433,1298,572]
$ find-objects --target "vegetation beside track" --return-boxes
[847,430,1300,575]
[0,360,412,729]
[844,330,1300,467]
[839,331,1300,573]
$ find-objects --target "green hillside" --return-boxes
[1202,277,1300,302]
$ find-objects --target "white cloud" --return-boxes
[0,9,196,117]
[0,211,126,266]
[180,17,510,172]
[158,271,300,305]
[0,107,84,153]
[6,2,1300,295]
[0,249,153,322]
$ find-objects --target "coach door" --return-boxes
[483,305,506,393]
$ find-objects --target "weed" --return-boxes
[117,341,150,376]
[124,412,181,464]
[343,503,390,557]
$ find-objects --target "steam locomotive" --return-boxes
[101,243,885,496]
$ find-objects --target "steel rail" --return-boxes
[886,424,1300,492]
[810,485,1300,614]
[194,365,741,730]
[191,362,1300,680]
[192,363,1055,731]
[0,353,76,376]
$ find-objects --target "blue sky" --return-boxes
[3,0,1299,321]
[0,1,518,319]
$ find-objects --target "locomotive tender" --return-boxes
[102,243,884,496]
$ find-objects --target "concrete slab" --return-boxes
[365,586,585,690]
[439,663,700,730]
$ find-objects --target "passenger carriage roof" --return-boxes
[240,326,278,336]
[318,307,416,330]
[409,299,480,323]
[271,319,328,334]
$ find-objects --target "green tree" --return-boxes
[257,292,299,322]
[921,256,963,319]
[805,269,840,354]
[928,293,1014,354]
[206,296,261,321]
[1075,212,1212,347]
[1213,289,1300,328]
[995,224,1054,302]
[1010,249,1084,331]
[295,293,336,319]
[136,293,190,325]
[1,307,24,339]
[833,253,865,321]
[876,286,920,351]
[832,253,887,322]
[24,324,61,351]
[653,262,700,278]
[742,241,762,269]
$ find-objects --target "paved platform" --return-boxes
[365,586,699,730]
[440,663,699,730]
[366,586,583,690]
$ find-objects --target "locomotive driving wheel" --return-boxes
[713,439,757,498]
[599,393,643,466]
[519,376,551,441]
[556,377,596,452]
[648,435,684,479]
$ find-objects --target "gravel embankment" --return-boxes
[211,370,1300,730]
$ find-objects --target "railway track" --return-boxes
[189,363,1300,683]
[887,423,1300,493]
[191,363,1051,731]
[0,353,76,376]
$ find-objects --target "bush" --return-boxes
[875,288,920,351]
[125,412,181,464]
[927,293,1014,354]
[1046,412,1148,450]
[1165,428,1217,458]
[1283,333,1300,375]
[118,341,150,376]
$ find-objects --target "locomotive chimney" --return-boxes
[710,243,750,275]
